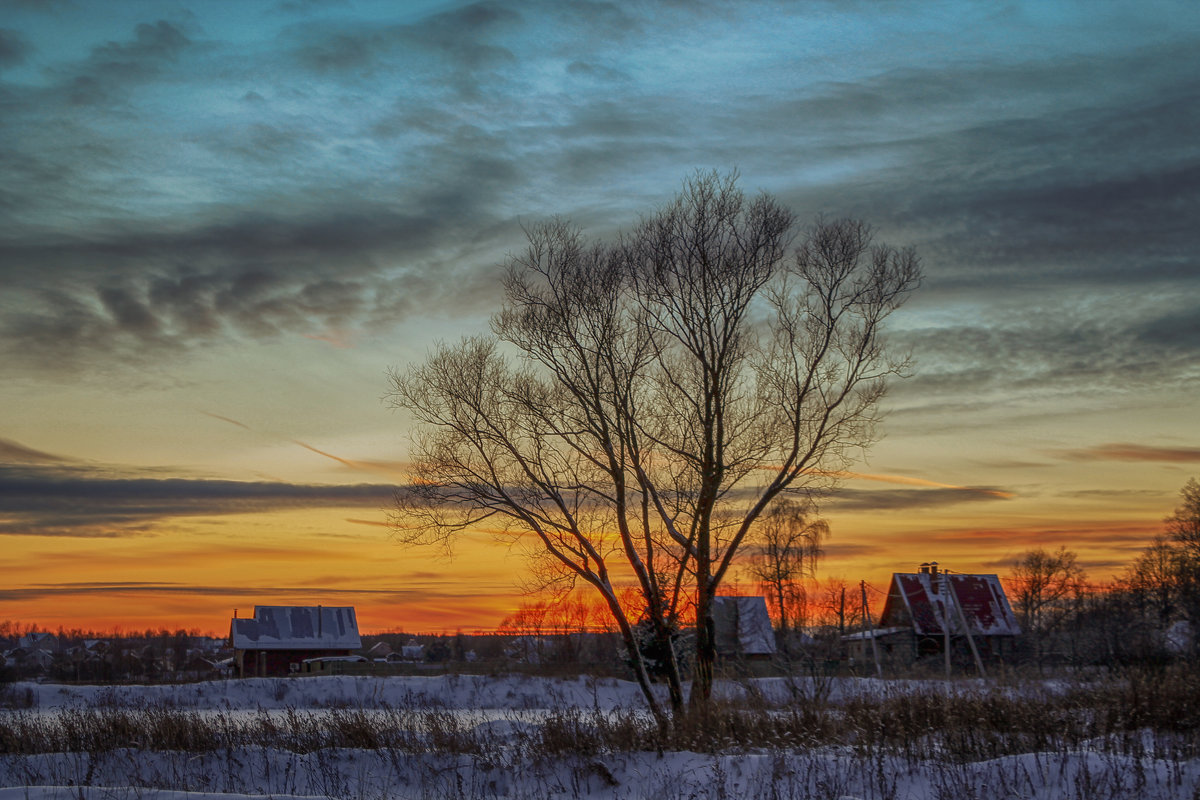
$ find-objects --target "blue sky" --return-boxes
[1,0,1198,630]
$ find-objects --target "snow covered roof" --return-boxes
[712,596,777,656]
[230,606,361,651]
[880,573,1020,637]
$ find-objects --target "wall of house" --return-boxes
[236,648,353,677]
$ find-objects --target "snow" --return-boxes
[2,674,1197,799]
[230,606,361,651]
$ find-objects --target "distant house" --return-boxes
[5,646,55,673]
[712,596,777,659]
[18,632,58,652]
[853,563,1020,666]
[366,641,393,661]
[399,639,425,661]
[230,606,362,677]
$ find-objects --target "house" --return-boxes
[230,605,361,677]
[18,632,58,652]
[712,596,777,659]
[5,646,55,673]
[860,563,1020,666]
[365,641,393,661]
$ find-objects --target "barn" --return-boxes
[850,563,1021,668]
[230,605,361,677]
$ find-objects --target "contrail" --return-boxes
[200,411,253,430]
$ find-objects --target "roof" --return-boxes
[230,605,361,651]
[712,596,777,656]
[880,573,1020,637]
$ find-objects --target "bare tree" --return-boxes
[1126,478,1200,646]
[387,171,920,715]
[1167,478,1200,625]
[744,498,828,637]
[1126,535,1183,627]
[1008,546,1087,665]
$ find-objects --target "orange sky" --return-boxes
[0,455,1184,635]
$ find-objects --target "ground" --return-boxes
[1,672,1196,799]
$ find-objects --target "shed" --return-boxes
[712,596,777,659]
[230,605,361,677]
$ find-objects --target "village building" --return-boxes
[712,596,777,659]
[17,631,59,652]
[847,563,1021,669]
[229,605,361,677]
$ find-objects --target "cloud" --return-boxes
[283,1,521,98]
[0,464,398,537]
[0,581,459,603]
[823,486,1013,513]
[1053,443,1200,463]
[0,0,1196,405]
[828,470,1014,498]
[55,20,194,105]
[937,521,1161,554]
[0,437,74,464]
[0,27,32,68]
[821,542,888,561]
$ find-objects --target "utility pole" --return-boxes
[839,585,846,637]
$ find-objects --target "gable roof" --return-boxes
[230,606,361,651]
[712,596,777,656]
[880,573,1020,637]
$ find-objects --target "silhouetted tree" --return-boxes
[1124,478,1200,655]
[387,171,920,717]
[744,498,827,638]
[1008,546,1087,665]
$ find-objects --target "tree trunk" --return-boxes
[690,582,716,708]
[613,613,666,724]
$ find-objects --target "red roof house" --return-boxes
[853,563,1021,667]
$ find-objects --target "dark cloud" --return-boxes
[285,1,520,98]
[0,201,509,367]
[824,487,1012,513]
[937,522,1160,552]
[1136,306,1200,352]
[56,20,193,105]
[0,437,73,464]
[0,1,1196,406]
[0,27,32,67]
[821,542,888,560]
[0,582,450,602]
[276,0,350,14]
[1052,443,1200,463]
[0,464,397,537]
[887,287,1200,417]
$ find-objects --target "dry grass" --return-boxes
[0,665,1196,799]
[2,664,1195,760]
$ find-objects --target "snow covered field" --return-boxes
[2,673,1197,799]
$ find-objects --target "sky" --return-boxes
[1,0,1198,635]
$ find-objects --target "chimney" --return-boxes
[929,562,939,577]
[919,563,930,575]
